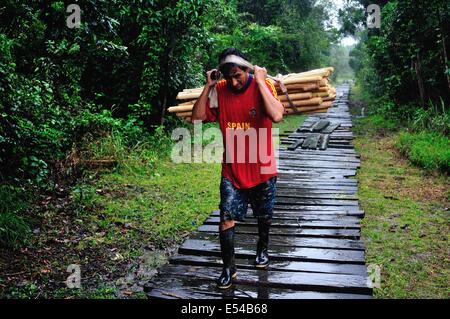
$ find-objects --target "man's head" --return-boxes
[218,48,250,93]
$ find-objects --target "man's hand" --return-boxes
[254,65,284,123]
[254,65,267,85]
[206,69,219,88]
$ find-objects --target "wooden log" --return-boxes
[311,92,331,98]
[320,101,334,108]
[278,92,313,102]
[282,68,333,79]
[178,100,196,106]
[282,97,323,108]
[172,67,336,119]
[319,79,329,86]
[176,91,202,100]
[323,95,337,101]
[175,111,193,117]
[283,106,329,115]
[168,104,197,113]
[279,83,320,92]
[171,95,322,115]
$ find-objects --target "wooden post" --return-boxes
[415,52,426,106]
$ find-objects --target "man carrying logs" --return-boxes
[191,48,284,289]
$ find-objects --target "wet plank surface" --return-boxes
[145,84,373,299]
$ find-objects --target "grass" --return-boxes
[0,185,31,248]
[273,113,306,135]
[82,160,222,248]
[349,83,449,175]
[396,131,449,173]
[353,112,449,298]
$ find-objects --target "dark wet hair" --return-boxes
[218,48,249,77]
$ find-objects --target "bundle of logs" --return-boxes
[168,67,336,122]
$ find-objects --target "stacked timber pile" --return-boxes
[168,67,336,122]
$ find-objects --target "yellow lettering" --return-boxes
[245,123,251,130]
[236,123,242,129]
[231,123,236,129]
[227,122,232,128]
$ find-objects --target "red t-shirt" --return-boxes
[204,75,278,189]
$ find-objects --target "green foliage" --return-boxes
[410,99,450,135]
[0,185,30,248]
[353,114,400,136]
[205,0,334,74]
[0,1,336,248]
[347,0,450,123]
[396,131,450,173]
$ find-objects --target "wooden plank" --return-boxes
[145,275,371,299]
[283,133,353,139]
[275,187,358,192]
[274,193,358,200]
[179,239,365,264]
[280,148,358,155]
[321,123,341,134]
[279,148,357,154]
[198,224,360,239]
[276,180,358,186]
[277,162,358,167]
[287,138,304,151]
[204,217,360,229]
[156,264,372,295]
[276,182,358,187]
[278,155,360,163]
[274,198,359,206]
[170,254,368,276]
[229,208,365,218]
[189,231,365,250]
[272,204,361,211]
[277,161,360,169]
[276,171,357,178]
[311,119,330,132]
[319,134,330,150]
[276,188,357,196]
[277,167,358,175]
[210,211,362,223]
[273,207,364,217]
[301,133,321,149]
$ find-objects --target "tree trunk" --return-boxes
[415,52,426,105]
[437,6,450,93]
[160,94,166,126]
[160,31,175,126]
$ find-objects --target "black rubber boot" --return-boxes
[217,227,237,289]
[255,218,271,268]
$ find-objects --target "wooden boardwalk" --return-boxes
[145,84,373,299]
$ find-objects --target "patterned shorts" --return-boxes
[219,176,277,222]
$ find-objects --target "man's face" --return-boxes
[225,66,249,93]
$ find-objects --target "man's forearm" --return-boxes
[191,85,213,122]
[257,81,284,123]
